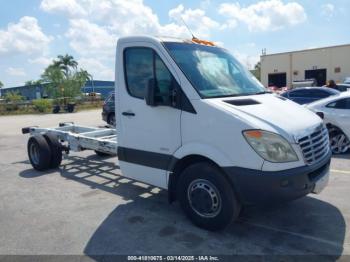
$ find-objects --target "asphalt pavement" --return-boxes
[0,109,349,259]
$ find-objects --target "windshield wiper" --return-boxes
[207,94,245,99]
[251,91,272,96]
[204,91,271,99]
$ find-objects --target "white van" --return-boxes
[24,36,332,231]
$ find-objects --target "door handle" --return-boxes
[122,111,135,116]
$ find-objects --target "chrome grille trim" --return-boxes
[297,125,330,165]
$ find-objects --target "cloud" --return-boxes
[78,58,114,80]
[321,3,335,20]
[219,0,307,32]
[168,4,219,37]
[6,67,27,77]
[232,52,260,70]
[28,56,53,66]
[65,19,116,58]
[0,16,52,55]
[40,0,87,17]
[42,0,218,64]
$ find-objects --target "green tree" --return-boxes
[41,55,91,103]
[251,61,261,81]
[4,91,23,102]
[4,91,24,111]
[25,80,43,86]
[54,54,78,77]
[0,81,3,88]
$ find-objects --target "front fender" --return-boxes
[170,142,233,169]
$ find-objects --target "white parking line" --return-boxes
[331,169,350,174]
[240,219,344,248]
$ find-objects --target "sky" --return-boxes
[0,0,349,87]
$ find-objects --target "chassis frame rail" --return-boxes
[22,122,118,155]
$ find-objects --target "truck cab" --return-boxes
[116,36,331,230]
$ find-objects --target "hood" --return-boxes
[207,94,322,143]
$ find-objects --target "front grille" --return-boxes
[297,125,330,165]
[308,162,329,181]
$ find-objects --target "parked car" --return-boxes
[307,92,350,154]
[281,87,340,104]
[102,92,115,126]
[336,83,350,92]
[292,79,317,89]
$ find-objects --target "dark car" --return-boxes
[281,87,340,105]
[102,92,115,126]
[336,84,350,92]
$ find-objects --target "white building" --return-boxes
[260,44,350,88]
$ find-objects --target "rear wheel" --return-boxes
[67,103,75,113]
[329,129,350,154]
[177,162,240,231]
[27,135,52,171]
[44,133,63,168]
[52,105,60,114]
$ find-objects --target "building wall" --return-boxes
[1,80,114,100]
[261,44,350,87]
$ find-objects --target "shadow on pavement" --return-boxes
[331,153,350,160]
[19,154,346,259]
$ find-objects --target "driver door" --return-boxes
[116,42,182,189]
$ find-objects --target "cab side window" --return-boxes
[155,55,173,104]
[124,48,153,99]
[124,47,174,103]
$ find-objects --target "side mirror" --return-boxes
[145,78,157,106]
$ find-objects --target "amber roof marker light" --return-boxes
[179,16,215,47]
[191,37,215,46]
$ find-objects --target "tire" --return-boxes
[52,105,60,114]
[27,135,52,171]
[67,104,75,113]
[44,133,63,168]
[94,150,114,157]
[177,162,241,231]
[108,113,116,127]
[329,129,350,154]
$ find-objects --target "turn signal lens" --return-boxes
[244,130,263,139]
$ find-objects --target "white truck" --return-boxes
[22,36,331,231]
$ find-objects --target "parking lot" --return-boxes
[0,109,349,259]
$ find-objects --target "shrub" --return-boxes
[4,92,24,111]
[32,99,52,113]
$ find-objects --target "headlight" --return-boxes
[243,130,298,163]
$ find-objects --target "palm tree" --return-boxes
[25,80,43,86]
[54,54,78,78]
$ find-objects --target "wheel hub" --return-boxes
[188,179,221,218]
[330,134,350,154]
[29,142,40,165]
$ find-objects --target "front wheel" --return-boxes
[177,162,241,231]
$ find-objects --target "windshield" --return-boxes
[163,42,266,98]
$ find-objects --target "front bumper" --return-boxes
[223,149,331,205]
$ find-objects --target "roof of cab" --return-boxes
[118,35,188,44]
[117,35,215,46]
